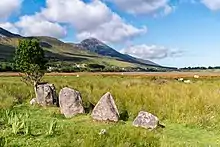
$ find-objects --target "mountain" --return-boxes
[0,27,165,69]
[78,38,159,66]
[0,28,21,38]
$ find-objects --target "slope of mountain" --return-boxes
[0,27,164,69]
[78,38,159,66]
[0,28,21,38]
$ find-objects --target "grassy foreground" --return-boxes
[1,75,220,146]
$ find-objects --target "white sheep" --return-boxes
[178,78,184,81]
[184,80,191,84]
[194,75,199,79]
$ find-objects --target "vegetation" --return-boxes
[0,75,220,146]
[1,60,171,73]
[0,29,169,72]
[0,62,13,72]
[180,66,220,71]
[13,39,47,85]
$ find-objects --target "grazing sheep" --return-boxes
[76,74,79,78]
[178,78,184,81]
[184,80,191,84]
[194,75,199,79]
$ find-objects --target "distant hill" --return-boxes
[0,28,21,38]
[0,27,168,70]
[78,38,159,66]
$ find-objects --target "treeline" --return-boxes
[0,62,14,72]
[180,66,220,70]
[2,61,220,73]
[0,61,171,72]
[45,62,170,72]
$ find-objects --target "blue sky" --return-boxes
[0,0,220,68]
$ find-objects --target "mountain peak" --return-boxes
[82,37,101,42]
[79,38,159,66]
[81,37,106,46]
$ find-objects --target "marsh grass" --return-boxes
[47,119,57,136]
[1,75,220,146]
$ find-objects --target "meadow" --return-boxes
[1,74,220,146]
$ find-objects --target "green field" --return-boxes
[1,75,220,146]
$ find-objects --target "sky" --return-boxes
[0,0,220,68]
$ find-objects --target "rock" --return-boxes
[59,87,85,118]
[30,98,37,105]
[91,92,119,122]
[35,83,57,106]
[98,129,107,135]
[133,111,159,130]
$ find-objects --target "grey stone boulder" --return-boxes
[30,98,37,105]
[133,111,159,130]
[59,87,85,118]
[91,92,119,122]
[35,83,57,106]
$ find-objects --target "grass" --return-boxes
[98,58,136,67]
[1,75,220,146]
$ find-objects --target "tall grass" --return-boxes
[1,75,220,146]
[47,119,57,136]
[0,77,34,108]
[1,110,31,135]
[2,76,220,129]
[44,75,220,129]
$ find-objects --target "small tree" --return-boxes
[13,39,48,87]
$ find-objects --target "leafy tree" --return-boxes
[13,39,48,86]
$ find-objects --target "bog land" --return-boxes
[0,73,220,146]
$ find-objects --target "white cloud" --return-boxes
[0,0,147,42]
[41,0,146,43]
[202,0,220,10]
[121,44,183,59]
[0,0,23,20]
[15,13,67,38]
[76,14,147,43]
[106,0,171,15]
[42,0,112,31]
[0,22,19,34]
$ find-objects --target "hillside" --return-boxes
[79,38,159,66]
[0,27,166,70]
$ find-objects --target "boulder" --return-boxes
[35,83,57,106]
[30,98,37,105]
[133,111,159,130]
[91,92,119,122]
[59,87,85,118]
